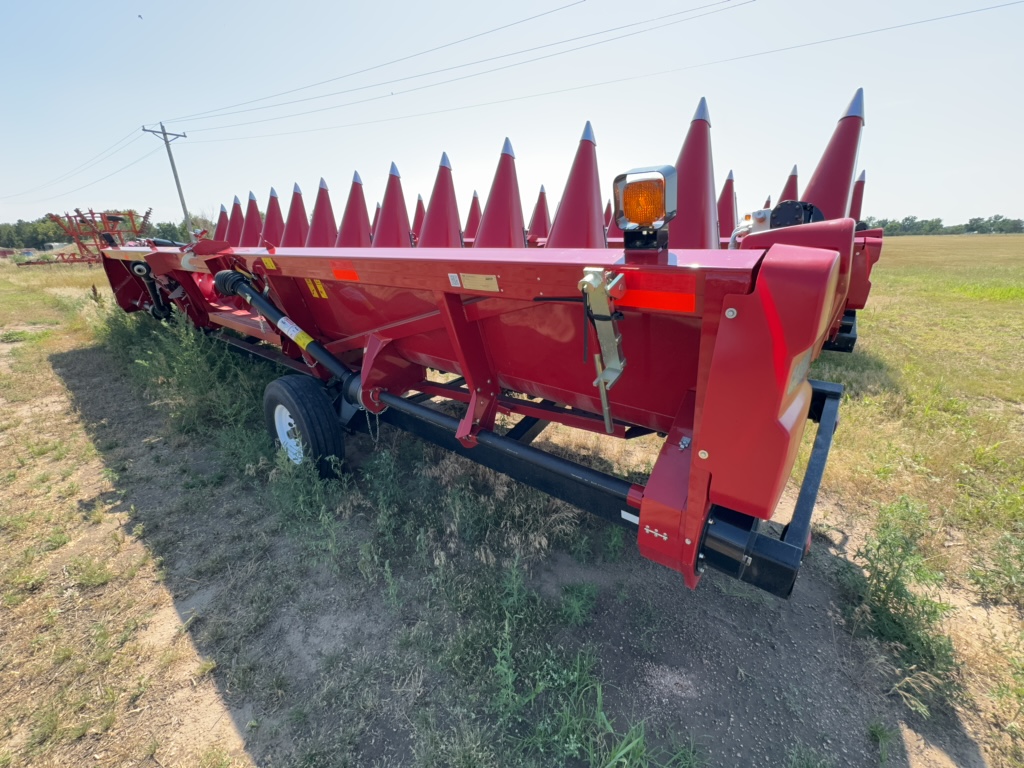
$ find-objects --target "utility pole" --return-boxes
[142,122,195,242]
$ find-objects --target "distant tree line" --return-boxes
[2,212,1022,249]
[0,214,213,250]
[863,214,1024,236]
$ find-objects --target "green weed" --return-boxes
[841,497,956,714]
[969,532,1024,608]
[786,743,835,768]
[868,719,898,766]
[560,583,598,627]
[69,556,114,588]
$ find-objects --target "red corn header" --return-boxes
[99,90,882,597]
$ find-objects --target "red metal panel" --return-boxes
[847,235,881,310]
[699,243,838,520]
[740,218,855,346]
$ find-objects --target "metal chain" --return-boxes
[365,409,380,445]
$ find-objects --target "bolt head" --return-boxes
[698,449,709,460]
[684,538,692,546]
[725,308,737,319]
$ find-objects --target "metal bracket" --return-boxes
[579,267,627,433]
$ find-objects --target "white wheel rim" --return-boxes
[273,404,304,463]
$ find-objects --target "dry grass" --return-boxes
[0,261,249,767]
[1,236,1022,765]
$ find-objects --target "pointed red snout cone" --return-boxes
[604,200,612,227]
[372,163,412,248]
[717,170,738,236]
[779,164,799,203]
[213,204,229,241]
[225,195,245,247]
[370,203,381,238]
[527,185,551,245]
[336,172,372,247]
[849,170,866,221]
[261,188,285,246]
[607,210,624,243]
[305,178,337,247]
[669,98,719,250]
[412,195,426,243]
[464,191,482,241]
[419,153,463,248]
[803,88,865,220]
[239,192,263,247]
[281,184,309,247]
[547,122,605,248]
[475,138,526,248]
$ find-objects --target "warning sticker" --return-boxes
[303,278,328,298]
[276,316,312,349]
[448,273,461,288]
[262,256,277,270]
[459,273,499,292]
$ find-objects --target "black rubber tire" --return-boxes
[263,375,345,479]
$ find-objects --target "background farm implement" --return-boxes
[99,89,882,598]
[17,208,152,267]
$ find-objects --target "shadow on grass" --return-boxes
[51,342,991,768]
[813,345,901,399]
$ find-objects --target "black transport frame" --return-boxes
[821,309,858,353]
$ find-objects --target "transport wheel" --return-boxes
[263,375,345,479]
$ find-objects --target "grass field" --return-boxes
[0,235,1021,767]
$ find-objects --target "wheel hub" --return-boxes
[273,404,303,463]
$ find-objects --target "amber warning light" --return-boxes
[612,165,677,250]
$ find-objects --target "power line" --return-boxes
[18,147,164,205]
[0,129,143,200]
[188,0,1024,145]
[161,0,588,123]
[173,0,734,127]
[185,1,750,134]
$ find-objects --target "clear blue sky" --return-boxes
[2,0,1022,227]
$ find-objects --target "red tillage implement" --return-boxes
[101,91,882,597]
[18,208,152,267]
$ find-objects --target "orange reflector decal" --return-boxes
[614,272,697,313]
[330,260,360,282]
